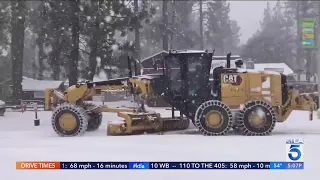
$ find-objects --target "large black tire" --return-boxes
[236,100,276,136]
[52,103,89,136]
[83,103,103,132]
[194,100,233,136]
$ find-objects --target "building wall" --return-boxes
[21,82,65,102]
[0,80,65,104]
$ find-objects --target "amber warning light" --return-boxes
[16,162,60,170]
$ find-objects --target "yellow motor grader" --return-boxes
[45,50,317,136]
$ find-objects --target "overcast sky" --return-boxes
[229,1,276,45]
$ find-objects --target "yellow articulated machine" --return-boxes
[45,50,317,137]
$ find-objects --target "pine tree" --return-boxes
[139,1,162,57]
[260,2,272,31]
[0,2,10,57]
[80,0,103,80]
[272,1,287,62]
[29,0,72,80]
[199,0,204,49]
[162,0,169,51]
[68,0,80,86]
[11,0,26,104]
[281,4,296,68]
[204,0,232,54]
[241,0,296,68]
[0,2,11,83]
[224,20,241,54]
[171,0,197,49]
[28,1,47,80]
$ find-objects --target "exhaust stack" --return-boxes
[226,52,231,68]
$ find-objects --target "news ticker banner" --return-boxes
[16,161,304,170]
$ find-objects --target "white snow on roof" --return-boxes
[213,55,240,59]
[237,69,260,73]
[170,50,211,54]
[179,50,207,53]
[254,63,293,75]
[237,69,280,75]
[22,76,34,80]
[22,79,63,91]
[141,50,168,62]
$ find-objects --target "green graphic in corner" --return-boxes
[302,18,315,48]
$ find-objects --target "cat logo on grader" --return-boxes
[222,74,242,85]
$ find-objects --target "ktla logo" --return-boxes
[286,139,304,162]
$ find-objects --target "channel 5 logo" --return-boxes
[286,138,304,162]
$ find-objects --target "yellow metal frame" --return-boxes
[45,77,152,109]
[45,77,173,135]
[276,89,316,122]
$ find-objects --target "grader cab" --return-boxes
[45,50,317,137]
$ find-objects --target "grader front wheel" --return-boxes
[51,103,89,136]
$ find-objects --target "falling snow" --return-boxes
[110,10,115,16]
[105,16,112,22]
[1,49,8,57]
[111,44,119,51]
[96,57,101,67]
[79,5,84,11]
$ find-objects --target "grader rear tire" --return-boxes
[83,103,103,132]
[194,100,233,136]
[51,103,89,136]
[235,100,276,136]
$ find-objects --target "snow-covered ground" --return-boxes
[0,101,319,179]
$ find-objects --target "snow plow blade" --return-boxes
[107,112,190,135]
